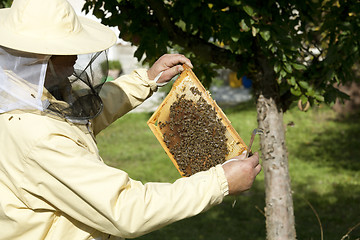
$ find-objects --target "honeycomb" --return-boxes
[147,65,247,177]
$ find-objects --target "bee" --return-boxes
[168,91,229,176]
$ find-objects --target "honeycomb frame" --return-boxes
[147,64,247,177]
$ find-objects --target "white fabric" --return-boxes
[0,46,49,113]
[0,0,116,55]
[155,71,167,87]
[222,151,247,166]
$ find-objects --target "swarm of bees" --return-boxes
[147,65,247,177]
[159,91,229,177]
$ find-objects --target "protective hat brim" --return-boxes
[0,8,117,55]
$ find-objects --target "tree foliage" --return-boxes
[83,0,359,111]
[0,0,12,8]
[83,1,359,238]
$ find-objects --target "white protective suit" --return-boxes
[0,68,229,240]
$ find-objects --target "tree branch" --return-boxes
[145,0,248,72]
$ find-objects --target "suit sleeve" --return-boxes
[93,69,158,135]
[23,133,229,239]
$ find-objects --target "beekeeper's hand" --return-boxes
[222,152,261,195]
[147,54,193,85]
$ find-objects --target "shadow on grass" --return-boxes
[294,181,360,240]
[134,178,360,240]
[291,111,360,239]
[135,179,360,240]
[135,181,267,240]
[293,111,360,171]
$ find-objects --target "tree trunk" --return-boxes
[252,50,297,239]
[256,94,296,240]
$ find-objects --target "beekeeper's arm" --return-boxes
[24,133,260,239]
[24,132,228,238]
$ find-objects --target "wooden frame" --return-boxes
[147,65,247,176]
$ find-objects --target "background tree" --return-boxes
[0,0,12,8]
[83,0,359,239]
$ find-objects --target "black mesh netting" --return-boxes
[45,50,109,120]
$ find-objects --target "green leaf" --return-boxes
[287,76,296,86]
[93,8,105,19]
[270,45,277,53]
[298,81,309,89]
[274,62,281,73]
[280,69,287,78]
[315,94,325,102]
[243,5,254,17]
[231,36,239,42]
[290,87,302,96]
[306,87,315,97]
[239,19,250,32]
[291,63,306,70]
[260,30,271,41]
[284,62,293,73]
[175,20,186,31]
[300,95,308,104]
[251,26,258,37]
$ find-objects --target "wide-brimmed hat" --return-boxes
[0,0,117,55]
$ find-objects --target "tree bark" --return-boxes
[257,95,296,240]
[254,52,297,240]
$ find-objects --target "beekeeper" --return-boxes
[0,0,261,239]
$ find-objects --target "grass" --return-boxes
[96,101,360,240]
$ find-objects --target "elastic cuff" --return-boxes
[134,68,158,92]
[154,71,168,87]
[215,165,229,197]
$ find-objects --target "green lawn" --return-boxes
[96,101,360,240]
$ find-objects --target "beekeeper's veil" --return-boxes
[0,0,117,121]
